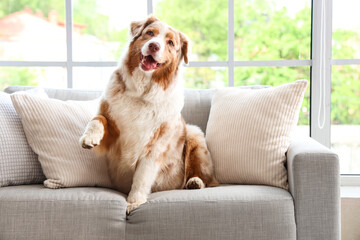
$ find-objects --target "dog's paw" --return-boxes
[186,177,205,189]
[126,193,147,214]
[126,201,144,214]
[79,134,101,149]
[80,120,104,149]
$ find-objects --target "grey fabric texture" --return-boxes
[2,86,340,240]
[181,86,269,133]
[126,185,296,240]
[0,185,127,240]
[181,88,215,133]
[5,86,103,101]
[0,92,45,187]
[287,137,340,240]
[4,85,268,134]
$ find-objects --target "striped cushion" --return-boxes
[10,93,112,189]
[206,80,308,189]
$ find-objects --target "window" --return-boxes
[0,0,359,183]
[332,0,360,176]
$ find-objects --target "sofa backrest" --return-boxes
[5,85,267,133]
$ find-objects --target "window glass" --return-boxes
[183,67,227,89]
[0,67,67,90]
[0,0,66,61]
[332,0,360,59]
[73,67,115,90]
[73,0,147,61]
[331,65,360,174]
[234,0,311,61]
[154,0,228,62]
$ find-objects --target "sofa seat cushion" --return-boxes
[126,185,296,240]
[0,185,127,240]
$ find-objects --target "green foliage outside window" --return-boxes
[0,0,359,126]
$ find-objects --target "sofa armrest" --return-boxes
[287,137,340,240]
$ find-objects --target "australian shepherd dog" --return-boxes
[80,15,218,213]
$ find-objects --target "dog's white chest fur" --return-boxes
[104,67,184,168]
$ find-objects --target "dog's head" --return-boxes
[126,16,190,80]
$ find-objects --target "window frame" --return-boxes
[0,0,359,185]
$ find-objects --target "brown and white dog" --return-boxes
[80,16,218,213]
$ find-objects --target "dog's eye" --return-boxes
[168,40,174,46]
[146,31,154,36]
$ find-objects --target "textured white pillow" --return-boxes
[0,90,46,187]
[10,93,112,189]
[206,80,308,189]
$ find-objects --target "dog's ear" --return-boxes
[130,15,159,39]
[179,32,190,64]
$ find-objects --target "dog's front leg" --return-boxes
[126,158,159,213]
[80,115,107,149]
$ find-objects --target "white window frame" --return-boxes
[0,0,359,185]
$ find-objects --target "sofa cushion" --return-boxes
[126,185,296,240]
[0,91,46,187]
[10,93,112,189]
[206,80,308,190]
[0,185,127,240]
[181,89,215,133]
[181,86,269,133]
[5,86,102,101]
[5,86,268,134]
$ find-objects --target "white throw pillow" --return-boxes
[10,93,112,189]
[0,89,47,187]
[206,80,308,189]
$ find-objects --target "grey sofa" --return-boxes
[0,86,340,240]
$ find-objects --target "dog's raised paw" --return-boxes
[80,120,105,149]
[186,177,205,189]
[79,134,101,149]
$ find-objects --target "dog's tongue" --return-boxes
[142,55,158,71]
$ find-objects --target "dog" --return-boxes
[80,15,218,213]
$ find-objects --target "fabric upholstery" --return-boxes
[287,137,340,240]
[5,85,268,134]
[181,86,269,133]
[3,85,340,240]
[126,185,296,240]
[206,80,308,189]
[0,91,45,187]
[10,93,112,189]
[5,86,102,101]
[0,185,127,240]
[181,88,214,133]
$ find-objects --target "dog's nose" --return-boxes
[149,43,160,53]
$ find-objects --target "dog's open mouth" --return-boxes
[140,54,163,71]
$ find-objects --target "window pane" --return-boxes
[183,67,227,89]
[332,0,360,59]
[73,0,147,61]
[0,1,66,61]
[234,66,310,137]
[73,67,227,90]
[234,0,311,61]
[154,0,228,61]
[0,67,67,90]
[73,67,115,90]
[331,65,360,174]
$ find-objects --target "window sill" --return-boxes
[341,186,360,198]
[341,175,360,187]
